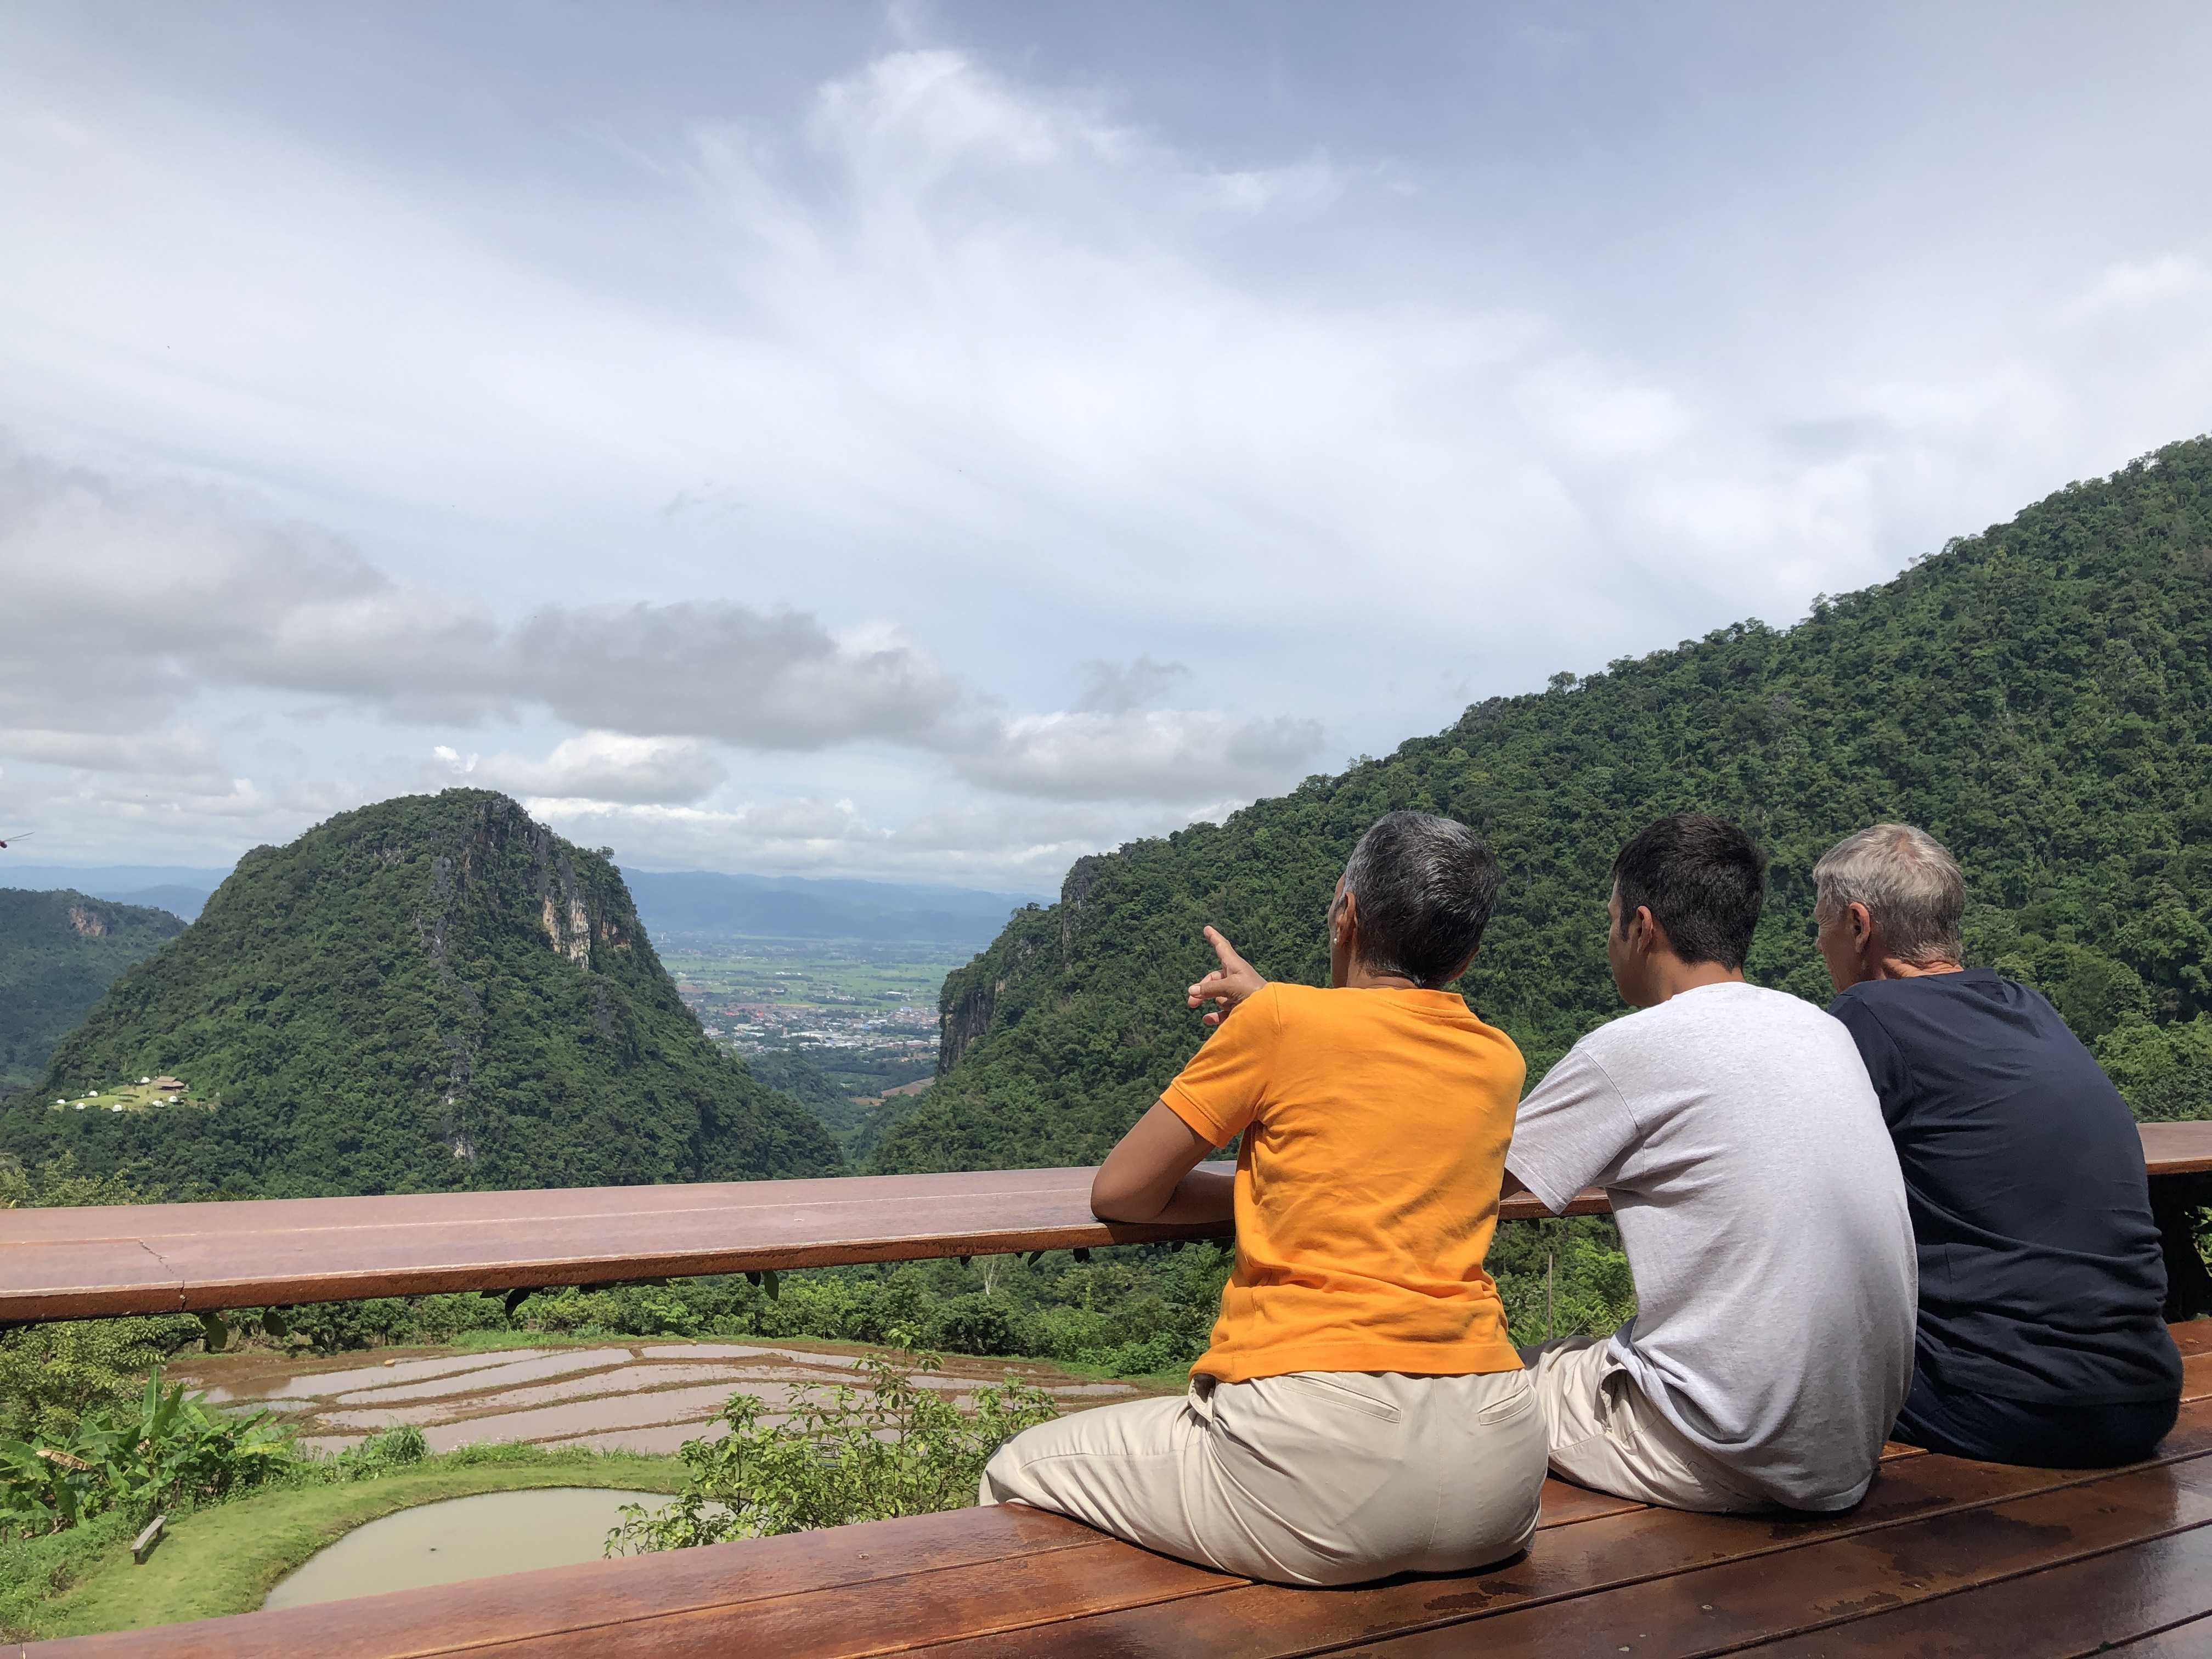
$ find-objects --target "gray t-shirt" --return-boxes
[1507,981,1917,1510]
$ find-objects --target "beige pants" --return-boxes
[978,1368,1547,1587]
[1520,1336,1772,1514]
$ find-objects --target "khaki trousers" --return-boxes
[978,1368,1547,1587]
[1520,1336,1773,1514]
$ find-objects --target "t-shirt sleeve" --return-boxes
[1829,995,1909,1128]
[1505,1041,1640,1215]
[1160,986,1280,1148]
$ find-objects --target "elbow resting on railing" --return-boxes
[1090,1098,1238,1225]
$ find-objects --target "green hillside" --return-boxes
[0,792,842,1196]
[876,436,2212,1175]
[0,892,185,1092]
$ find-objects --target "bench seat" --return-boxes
[26,1319,2212,1658]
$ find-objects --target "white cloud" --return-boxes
[3,16,2211,883]
[0,725,224,781]
[957,709,1324,804]
[0,438,1318,821]
[1073,656,1191,715]
[459,732,730,805]
[2059,255,2212,322]
[0,440,961,750]
[526,793,1148,887]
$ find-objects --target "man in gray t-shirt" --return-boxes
[1507,815,1916,1513]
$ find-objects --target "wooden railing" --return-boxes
[5,1121,2208,1326]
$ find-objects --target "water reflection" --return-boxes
[263,1488,664,1608]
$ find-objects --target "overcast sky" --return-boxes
[4,2,2210,891]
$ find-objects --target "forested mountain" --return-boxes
[0,792,842,1197]
[1,866,228,921]
[0,891,184,1092]
[876,436,2212,1175]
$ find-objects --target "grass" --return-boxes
[13,1448,685,1641]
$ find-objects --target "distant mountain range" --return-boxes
[0,865,224,921]
[0,863,1037,948]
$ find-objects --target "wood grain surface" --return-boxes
[0,1161,1610,1321]
[6,1124,2203,1322]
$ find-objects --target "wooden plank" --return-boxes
[1329,1456,2212,1657]
[2097,1614,2212,1655]
[20,1502,1131,1658]
[2141,1121,2212,1177]
[1735,1523,2212,1656]
[416,1535,1230,1659]
[0,1166,1233,1319]
[0,1166,1609,1322]
[5,1123,2194,1323]
[927,1392,2212,1658]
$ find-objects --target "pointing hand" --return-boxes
[1187,926,1266,1028]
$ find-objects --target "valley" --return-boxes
[664,940,952,1107]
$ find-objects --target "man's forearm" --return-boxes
[1144,1166,1236,1224]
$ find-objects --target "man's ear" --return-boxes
[1631,904,1664,957]
[1335,889,1359,950]
[1849,901,1877,951]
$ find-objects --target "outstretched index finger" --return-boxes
[1203,925,1244,972]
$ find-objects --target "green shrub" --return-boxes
[332,1423,429,1480]
[605,1350,1058,1551]
[0,1369,294,1538]
[926,1295,1019,1357]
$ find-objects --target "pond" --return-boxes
[263,1487,668,1608]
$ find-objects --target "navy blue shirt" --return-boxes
[1829,970,2180,1407]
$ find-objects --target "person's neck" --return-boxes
[1866,956,1964,981]
[1342,967,1420,991]
[1643,958,1743,1005]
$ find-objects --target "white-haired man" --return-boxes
[1814,823,2182,1466]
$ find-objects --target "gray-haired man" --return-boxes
[1815,823,2181,1466]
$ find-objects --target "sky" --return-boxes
[3,2,2210,893]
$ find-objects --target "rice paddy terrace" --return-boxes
[168,1339,1161,1458]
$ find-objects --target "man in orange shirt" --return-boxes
[978,811,1547,1586]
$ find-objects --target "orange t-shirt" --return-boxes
[1161,980,1525,1384]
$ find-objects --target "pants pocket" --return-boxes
[1474,1375,1541,1426]
[1275,1372,1404,1422]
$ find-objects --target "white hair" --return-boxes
[1813,822,1965,966]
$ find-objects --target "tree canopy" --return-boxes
[877,437,2212,1174]
[0,891,183,1093]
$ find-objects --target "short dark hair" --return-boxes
[1610,813,1768,969]
[1339,811,1502,988]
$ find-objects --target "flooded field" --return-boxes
[171,1338,1159,1455]
[263,1487,667,1607]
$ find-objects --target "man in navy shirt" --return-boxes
[1813,823,2181,1466]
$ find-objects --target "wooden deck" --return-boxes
[25,1321,2212,1657]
